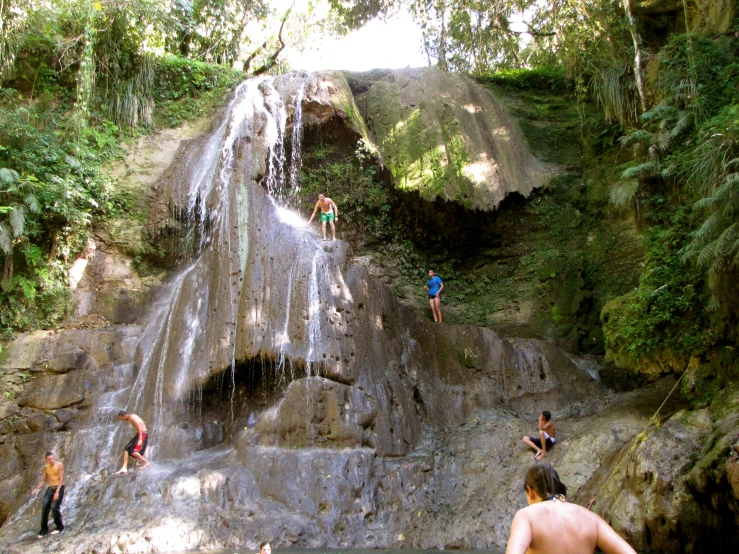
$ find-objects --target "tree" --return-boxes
[0,167,40,289]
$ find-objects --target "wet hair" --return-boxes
[45,451,54,458]
[524,463,567,498]
[541,410,551,421]
[259,541,271,550]
[117,410,128,417]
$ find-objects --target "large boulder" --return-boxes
[346,68,551,210]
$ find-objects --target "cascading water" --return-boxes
[102,74,313,464]
[0,69,618,554]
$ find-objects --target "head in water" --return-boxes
[259,541,271,554]
[524,463,567,503]
[541,410,551,421]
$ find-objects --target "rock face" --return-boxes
[0,70,736,554]
[346,68,552,210]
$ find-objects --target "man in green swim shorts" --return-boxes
[308,193,339,241]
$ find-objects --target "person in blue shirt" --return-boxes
[424,269,444,323]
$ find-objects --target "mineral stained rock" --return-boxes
[0,70,736,554]
[346,68,552,210]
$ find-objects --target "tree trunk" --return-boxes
[437,0,449,72]
[2,250,12,291]
[622,0,647,113]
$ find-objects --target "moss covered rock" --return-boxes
[346,68,551,211]
[602,291,689,377]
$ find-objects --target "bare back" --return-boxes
[507,501,636,554]
[128,414,147,433]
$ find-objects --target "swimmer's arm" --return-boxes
[595,516,637,554]
[505,510,532,554]
[308,201,320,223]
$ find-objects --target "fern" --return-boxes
[0,168,20,185]
[609,179,639,207]
[0,224,10,255]
[591,65,640,126]
[8,206,24,236]
[619,129,653,147]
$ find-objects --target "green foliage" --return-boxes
[476,67,571,94]
[151,56,242,127]
[590,64,640,126]
[477,68,584,167]
[602,208,717,362]
[682,104,739,304]
[657,34,732,118]
[300,139,393,241]
[152,55,242,102]
[0,87,120,332]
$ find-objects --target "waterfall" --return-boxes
[108,73,311,463]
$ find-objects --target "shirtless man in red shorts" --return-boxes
[115,410,150,474]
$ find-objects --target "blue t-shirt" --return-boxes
[427,275,442,296]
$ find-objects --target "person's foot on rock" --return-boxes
[114,469,128,475]
[138,462,150,470]
[50,529,61,535]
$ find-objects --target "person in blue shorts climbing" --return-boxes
[424,269,444,323]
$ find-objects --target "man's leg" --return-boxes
[321,221,327,240]
[432,296,442,323]
[522,436,542,457]
[50,486,64,533]
[38,488,52,536]
[115,450,129,474]
[428,298,439,322]
[131,452,150,469]
[535,431,548,460]
[329,220,336,240]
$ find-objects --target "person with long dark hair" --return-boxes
[506,463,636,554]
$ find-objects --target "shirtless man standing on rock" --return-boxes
[115,410,150,474]
[308,193,338,241]
[31,451,65,538]
[506,464,636,554]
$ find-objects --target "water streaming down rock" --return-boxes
[121,74,317,460]
[0,70,617,553]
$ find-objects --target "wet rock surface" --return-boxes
[0,71,737,554]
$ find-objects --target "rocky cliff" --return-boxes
[0,69,737,554]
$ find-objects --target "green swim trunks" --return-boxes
[320,211,335,223]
